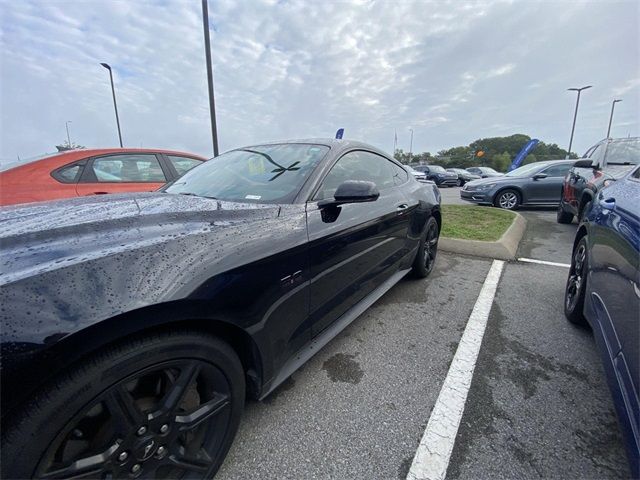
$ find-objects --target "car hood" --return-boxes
[603,164,638,179]
[432,171,457,178]
[0,192,280,285]
[464,176,516,188]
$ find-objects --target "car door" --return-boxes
[306,150,411,337]
[589,171,640,440]
[75,153,169,196]
[529,163,572,203]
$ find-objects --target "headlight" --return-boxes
[476,183,496,190]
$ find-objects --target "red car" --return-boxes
[0,148,206,207]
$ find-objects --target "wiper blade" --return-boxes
[177,192,218,200]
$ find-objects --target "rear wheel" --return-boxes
[1,332,245,480]
[494,189,520,210]
[412,216,439,278]
[556,202,573,224]
[564,237,588,325]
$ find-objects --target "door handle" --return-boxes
[84,192,108,195]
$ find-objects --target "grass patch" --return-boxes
[441,205,516,241]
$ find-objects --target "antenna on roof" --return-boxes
[335,128,344,139]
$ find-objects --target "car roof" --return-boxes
[1,148,207,173]
[240,138,394,160]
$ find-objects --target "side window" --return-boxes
[542,163,571,177]
[167,156,202,177]
[52,162,84,183]
[89,155,166,183]
[391,161,409,186]
[313,151,394,201]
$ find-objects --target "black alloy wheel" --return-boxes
[412,216,439,278]
[564,237,588,325]
[495,189,520,210]
[1,332,245,480]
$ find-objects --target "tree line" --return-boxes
[394,134,578,171]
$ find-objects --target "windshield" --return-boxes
[505,163,544,177]
[606,139,640,165]
[165,143,329,203]
[430,165,446,173]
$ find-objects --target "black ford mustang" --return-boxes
[0,139,441,479]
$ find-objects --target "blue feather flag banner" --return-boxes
[335,128,344,139]
[508,139,539,171]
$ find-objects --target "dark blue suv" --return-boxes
[564,165,639,477]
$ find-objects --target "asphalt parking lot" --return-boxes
[216,188,631,479]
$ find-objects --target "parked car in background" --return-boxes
[0,148,206,206]
[446,167,481,186]
[460,159,575,210]
[564,165,640,478]
[406,165,427,181]
[413,165,458,187]
[465,166,504,178]
[557,137,640,224]
[0,139,441,479]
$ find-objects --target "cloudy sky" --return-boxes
[1,0,638,163]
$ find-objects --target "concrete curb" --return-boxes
[438,211,527,260]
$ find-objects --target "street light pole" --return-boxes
[201,0,219,157]
[409,128,414,162]
[607,99,622,139]
[566,85,592,158]
[100,63,123,147]
[65,121,72,147]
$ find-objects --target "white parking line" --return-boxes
[407,259,505,480]
[517,257,570,268]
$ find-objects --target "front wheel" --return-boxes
[412,216,439,278]
[457,178,464,187]
[564,237,588,325]
[1,332,245,480]
[494,189,520,210]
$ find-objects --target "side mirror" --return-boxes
[532,173,548,180]
[574,159,597,169]
[318,180,379,208]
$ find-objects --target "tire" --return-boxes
[456,178,464,187]
[2,331,245,480]
[556,202,573,224]
[564,237,588,325]
[494,189,520,210]
[412,216,439,278]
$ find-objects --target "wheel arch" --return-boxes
[573,224,589,253]
[3,302,266,418]
[432,206,442,232]
[578,190,594,217]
